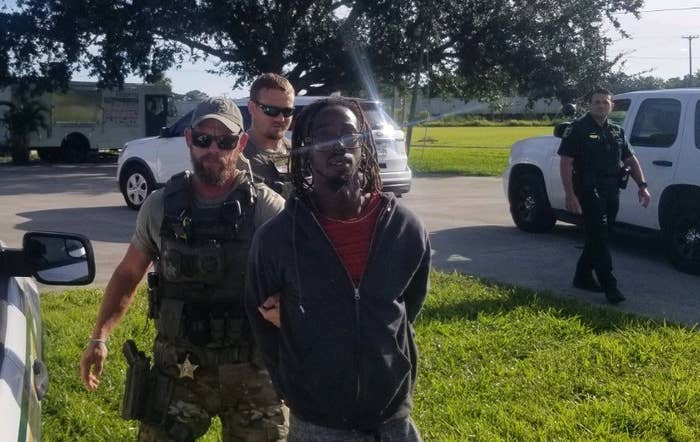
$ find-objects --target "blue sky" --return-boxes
[608,0,700,80]
[153,0,700,95]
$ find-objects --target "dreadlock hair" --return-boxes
[290,97,383,203]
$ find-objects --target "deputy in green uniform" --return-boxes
[558,88,651,304]
[80,98,287,441]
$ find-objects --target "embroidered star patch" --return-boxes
[177,354,199,379]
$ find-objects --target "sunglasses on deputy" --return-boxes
[305,132,367,151]
[252,100,294,118]
[190,130,242,150]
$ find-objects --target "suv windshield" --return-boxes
[360,102,400,130]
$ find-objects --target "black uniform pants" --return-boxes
[575,184,620,290]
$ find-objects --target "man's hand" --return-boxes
[639,187,651,208]
[258,293,281,328]
[80,341,108,391]
[565,193,582,214]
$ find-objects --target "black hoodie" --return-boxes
[245,192,430,431]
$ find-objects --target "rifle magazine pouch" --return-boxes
[157,298,184,341]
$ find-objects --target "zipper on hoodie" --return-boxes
[352,199,391,406]
[308,197,393,410]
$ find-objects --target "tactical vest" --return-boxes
[150,171,257,347]
[573,117,624,190]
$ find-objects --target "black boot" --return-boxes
[573,273,603,292]
[604,287,626,304]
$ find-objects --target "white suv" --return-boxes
[1,232,95,441]
[503,89,700,274]
[117,96,411,209]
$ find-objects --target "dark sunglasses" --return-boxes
[190,129,242,150]
[252,100,294,118]
[306,132,367,151]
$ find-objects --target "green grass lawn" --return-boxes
[408,126,552,176]
[41,271,700,441]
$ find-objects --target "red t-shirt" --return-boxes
[317,194,382,285]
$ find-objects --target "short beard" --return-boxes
[190,151,238,186]
[264,126,287,141]
[327,175,351,192]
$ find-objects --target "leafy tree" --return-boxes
[5,0,643,102]
[664,72,700,89]
[608,72,668,93]
[0,4,79,93]
[184,90,209,102]
[147,73,173,91]
[0,95,48,164]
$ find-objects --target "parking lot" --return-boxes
[1,163,698,325]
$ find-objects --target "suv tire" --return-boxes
[664,194,700,274]
[509,170,556,233]
[121,163,155,210]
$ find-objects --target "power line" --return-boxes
[613,6,700,15]
[625,56,689,60]
[641,7,700,13]
[682,35,698,85]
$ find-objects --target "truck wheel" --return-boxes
[664,195,700,274]
[121,164,155,210]
[509,171,556,232]
[62,134,89,163]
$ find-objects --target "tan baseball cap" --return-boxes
[191,97,244,133]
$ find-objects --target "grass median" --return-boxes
[408,126,553,176]
[42,271,700,441]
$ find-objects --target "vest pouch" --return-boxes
[157,298,184,341]
[144,368,175,425]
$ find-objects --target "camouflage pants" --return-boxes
[136,343,286,442]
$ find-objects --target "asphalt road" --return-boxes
[1,163,698,326]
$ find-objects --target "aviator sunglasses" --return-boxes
[252,99,295,118]
[190,129,242,150]
[306,132,367,151]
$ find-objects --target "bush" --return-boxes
[417,114,568,127]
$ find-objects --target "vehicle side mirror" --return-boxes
[23,232,95,285]
[553,122,572,139]
[160,126,170,137]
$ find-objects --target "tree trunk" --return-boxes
[10,135,30,164]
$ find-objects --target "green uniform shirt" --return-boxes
[558,112,633,175]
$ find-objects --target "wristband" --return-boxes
[88,338,107,346]
[638,182,648,189]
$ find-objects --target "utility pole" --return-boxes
[682,35,698,87]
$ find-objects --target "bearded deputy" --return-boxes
[80,97,287,441]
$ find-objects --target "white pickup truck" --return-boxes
[503,89,700,274]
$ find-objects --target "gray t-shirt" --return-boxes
[131,174,285,259]
[239,136,292,198]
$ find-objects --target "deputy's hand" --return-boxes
[639,187,651,208]
[259,293,281,328]
[565,193,581,214]
[80,341,108,391]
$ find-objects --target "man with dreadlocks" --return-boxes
[244,97,430,441]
